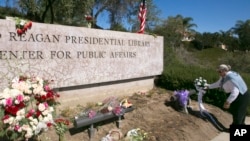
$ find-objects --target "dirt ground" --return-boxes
[33,88,232,141]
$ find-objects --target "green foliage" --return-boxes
[109,23,127,31]
[157,46,250,115]
[0,6,24,19]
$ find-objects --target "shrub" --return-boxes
[157,63,250,115]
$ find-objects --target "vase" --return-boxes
[59,135,64,141]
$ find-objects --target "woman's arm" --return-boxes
[207,78,222,89]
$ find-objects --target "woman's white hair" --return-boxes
[217,64,231,71]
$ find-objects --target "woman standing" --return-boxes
[207,64,250,125]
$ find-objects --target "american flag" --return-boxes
[138,0,147,33]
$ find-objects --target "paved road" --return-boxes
[211,117,250,141]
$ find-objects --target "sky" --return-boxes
[1,0,249,33]
[155,0,250,33]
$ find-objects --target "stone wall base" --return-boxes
[57,77,156,109]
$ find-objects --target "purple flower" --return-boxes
[174,90,189,107]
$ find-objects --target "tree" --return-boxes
[179,15,197,41]
[232,20,250,51]
[1,0,162,31]
[92,0,161,31]
[4,0,92,26]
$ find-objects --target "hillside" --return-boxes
[32,88,232,141]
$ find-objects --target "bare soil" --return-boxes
[36,88,232,141]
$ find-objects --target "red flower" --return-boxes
[16,101,25,109]
[16,28,23,35]
[85,15,92,21]
[26,21,32,29]
[2,115,10,121]
[26,109,35,118]
[47,122,53,127]
[35,110,41,117]
[5,106,19,116]
[55,118,70,125]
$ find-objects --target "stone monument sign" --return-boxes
[0,19,163,106]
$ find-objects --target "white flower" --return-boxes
[43,116,50,123]
[38,103,46,111]
[8,117,15,125]
[17,109,25,116]
[35,122,47,135]
[23,96,31,101]
[42,109,49,115]
[32,119,39,125]
[20,20,26,26]
[14,99,20,104]
[47,113,53,120]
[32,125,37,131]
[15,115,23,121]
[33,86,46,95]
[48,107,54,112]
[25,129,33,139]
[38,115,43,121]
[12,76,19,83]
[0,99,6,106]
[22,124,30,131]
[10,89,22,98]
[194,77,207,88]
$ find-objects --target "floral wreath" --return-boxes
[0,75,60,141]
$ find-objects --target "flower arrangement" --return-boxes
[194,77,208,88]
[85,15,93,28]
[173,90,189,107]
[0,75,60,141]
[125,128,149,141]
[14,17,32,35]
[112,106,124,116]
[120,99,133,108]
[54,118,70,141]
[75,97,133,120]
[88,110,96,119]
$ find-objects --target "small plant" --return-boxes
[54,118,70,141]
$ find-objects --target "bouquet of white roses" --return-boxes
[194,77,208,89]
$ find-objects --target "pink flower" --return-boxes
[6,98,13,107]
[88,110,96,119]
[14,125,21,131]
[16,94,24,103]
[113,106,123,116]
[29,109,35,114]
[44,85,50,91]
[44,102,48,108]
